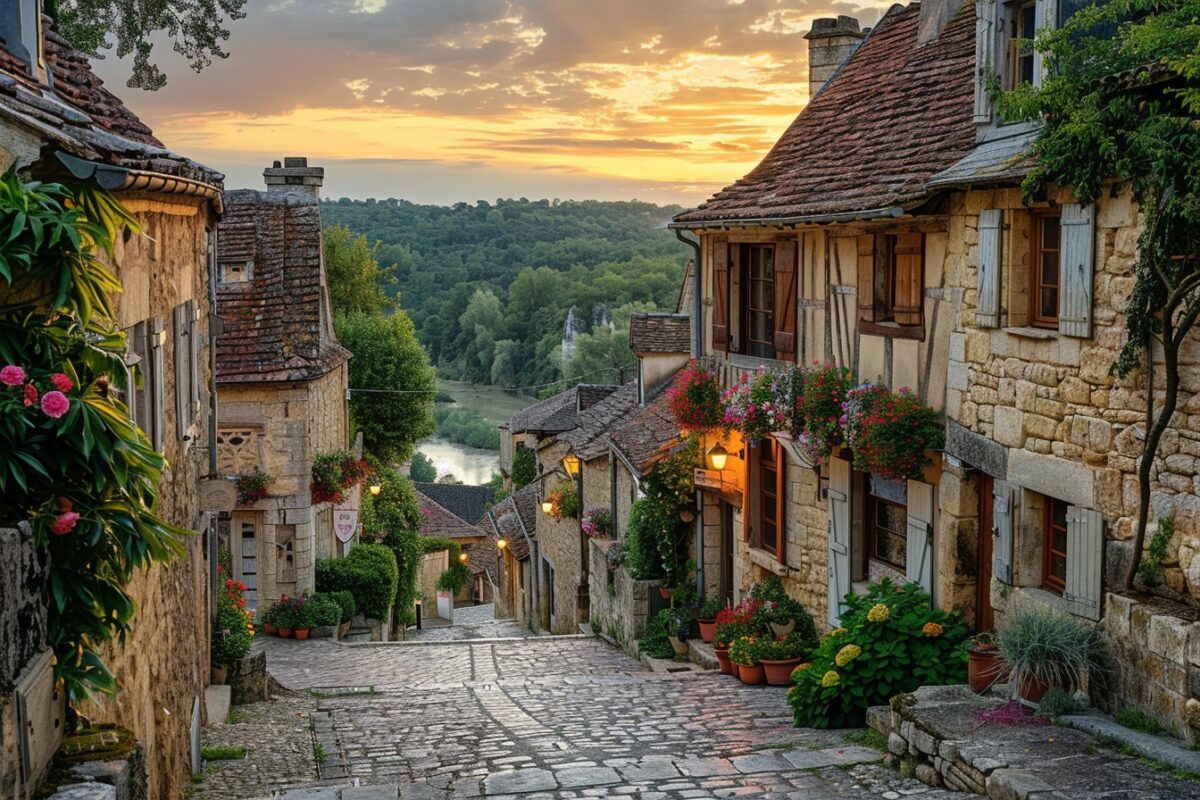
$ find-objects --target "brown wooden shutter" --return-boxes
[711,236,730,352]
[775,449,787,566]
[857,235,876,322]
[892,232,924,326]
[773,240,798,361]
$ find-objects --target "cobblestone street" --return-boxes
[197,634,966,799]
[401,604,535,642]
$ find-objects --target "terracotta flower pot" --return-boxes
[278,627,294,638]
[770,619,796,639]
[715,648,732,675]
[760,657,803,686]
[659,587,672,600]
[680,509,696,523]
[294,628,311,641]
[697,619,716,643]
[967,648,1005,694]
[1019,674,1051,704]
[263,623,277,636]
[667,635,689,656]
[210,665,228,686]
[737,663,764,685]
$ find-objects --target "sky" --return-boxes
[91,0,894,207]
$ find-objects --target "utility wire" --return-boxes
[346,362,634,398]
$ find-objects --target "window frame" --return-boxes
[1042,496,1069,594]
[1030,211,1062,329]
[866,481,908,573]
[739,243,776,360]
[1005,0,1037,90]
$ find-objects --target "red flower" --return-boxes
[226,579,234,588]
[51,512,80,535]
[237,582,246,591]
[50,373,73,392]
[23,383,37,407]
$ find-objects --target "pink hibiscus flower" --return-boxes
[0,365,24,386]
[51,512,80,535]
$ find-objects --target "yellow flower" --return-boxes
[922,622,944,637]
[835,644,862,667]
[831,627,848,637]
[791,663,811,679]
[821,670,841,688]
[866,603,891,623]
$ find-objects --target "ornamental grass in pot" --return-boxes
[996,604,1106,705]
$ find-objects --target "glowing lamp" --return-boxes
[706,443,729,471]
[459,552,469,563]
[541,500,554,514]
[497,538,507,550]
[563,454,581,476]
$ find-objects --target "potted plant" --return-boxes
[545,482,580,519]
[998,605,1105,704]
[791,363,853,466]
[235,469,272,506]
[291,596,313,640]
[722,367,793,446]
[842,384,945,481]
[712,607,747,675]
[307,593,343,638]
[260,600,281,636]
[664,606,693,656]
[758,632,812,685]
[211,576,254,684]
[729,636,764,684]
[696,597,724,643]
[328,591,356,638]
[276,594,303,638]
[667,361,725,433]
[967,631,1005,694]
[581,507,613,539]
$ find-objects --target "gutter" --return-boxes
[56,151,225,213]
[673,228,703,358]
[669,204,907,231]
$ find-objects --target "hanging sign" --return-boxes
[199,479,237,512]
[334,507,359,543]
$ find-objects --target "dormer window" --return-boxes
[1006,0,1036,88]
[221,260,253,283]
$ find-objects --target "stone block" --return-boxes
[950,331,965,362]
[1149,614,1191,664]
[994,406,1023,448]
[1022,413,1058,440]
[1106,593,1135,641]
[947,360,969,391]
[1007,449,1094,509]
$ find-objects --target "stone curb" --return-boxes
[1059,710,1200,774]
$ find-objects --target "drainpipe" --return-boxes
[674,229,703,359]
[207,227,220,611]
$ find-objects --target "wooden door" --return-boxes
[721,502,735,606]
[977,474,995,631]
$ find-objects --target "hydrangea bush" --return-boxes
[787,580,968,728]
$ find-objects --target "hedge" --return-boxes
[315,544,398,620]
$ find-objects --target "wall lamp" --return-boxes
[706,443,728,471]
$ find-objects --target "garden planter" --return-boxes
[770,619,796,639]
[278,627,293,638]
[262,623,277,636]
[659,587,672,600]
[737,664,764,685]
[715,648,732,675]
[667,636,689,656]
[1018,674,1051,704]
[680,509,696,523]
[697,619,716,643]
[967,648,1005,694]
[294,628,311,641]
[210,665,228,686]
[760,657,803,686]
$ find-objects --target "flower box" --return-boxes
[770,430,815,469]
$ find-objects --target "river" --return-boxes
[414,380,537,485]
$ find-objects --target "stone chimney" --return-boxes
[804,16,867,99]
[263,157,324,198]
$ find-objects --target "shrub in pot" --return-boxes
[327,590,356,635]
[787,579,968,728]
[307,593,343,636]
[758,632,814,686]
[696,597,724,643]
[663,606,694,656]
[997,604,1106,704]
[259,600,282,635]
[729,636,764,684]
[637,609,676,660]
[315,543,399,621]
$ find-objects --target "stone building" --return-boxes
[0,7,223,797]
[215,159,352,610]
[670,0,975,628]
[482,484,539,625]
[414,488,493,607]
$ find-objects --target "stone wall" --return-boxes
[587,538,654,654]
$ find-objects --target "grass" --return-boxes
[201,745,246,761]
[1116,708,1162,735]
[845,728,889,752]
[224,707,246,725]
[314,742,326,762]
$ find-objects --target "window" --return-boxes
[753,440,785,562]
[867,476,907,571]
[277,526,297,584]
[126,318,165,451]
[710,238,798,361]
[1006,0,1036,89]
[217,428,261,474]
[742,245,775,359]
[1030,213,1062,328]
[220,260,253,283]
[1042,496,1069,593]
[857,232,924,332]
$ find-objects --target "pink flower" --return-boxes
[50,373,73,392]
[0,365,24,386]
[51,512,80,535]
[40,391,69,419]
[23,384,37,407]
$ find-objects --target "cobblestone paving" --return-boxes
[403,605,534,642]
[215,636,961,799]
[195,694,320,800]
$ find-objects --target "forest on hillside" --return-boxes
[321,197,689,390]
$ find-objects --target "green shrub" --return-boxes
[327,591,356,623]
[436,561,471,595]
[997,603,1106,693]
[1116,707,1162,735]
[758,631,815,661]
[637,609,675,659]
[307,594,343,628]
[624,498,680,581]
[1138,516,1175,586]
[511,443,537,489]
[787,580,969,728]
[729,635,765,666]
[697,596,725,620]
[315,544,399,620]
[1038,686,1083,718]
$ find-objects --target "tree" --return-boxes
[48,0,247,90]
[409,451,437,483]
[565,326,635,385]
[511,443,536,489]
[336,311,435,464]
[1002,0,1200,588]
[324,224,393,316]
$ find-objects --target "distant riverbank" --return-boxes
[416,381,536,484]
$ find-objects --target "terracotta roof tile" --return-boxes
[629,313,691,355]
[674,1,976,224]
[216,189,351,383]
[556,382,641,462]
[608,384,684,474]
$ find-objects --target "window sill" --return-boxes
[747,545,786,576]
[1003,325,1057,340]
[859,321,925,341]
[728,353,787,371]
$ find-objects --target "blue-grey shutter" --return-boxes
[976,209,1002,327]
[173,304,190,441]
[827,458,851,628]
[1064,506,1103,620]
[992,480,1014,585]
[150,317,165,452]
[974,0,996,123]
[906,480,935,599]
[1058,203,1095,339]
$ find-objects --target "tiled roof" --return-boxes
[608,384,684,474]
[0,24,222,187]
[216,189,351,383]
[629,313,691,355]
[508,387,578,435]
[416,490,485,540]
[413,483,496,527]
[482,483,539,560]
[674,1,976,224]
[556,382,641,462]
[465,540,497,581]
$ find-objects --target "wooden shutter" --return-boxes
[129,322,148,428]
[892,232,924,326]
[826,458,851,627]
[150,317,165,451]
[906,480,935,598]
[775,448,787,566]
[1058,203,1095,338]
[856,235,876,322]
[974,0,996,123]
[711,236,730,352]
[976,210,1003,328]
[189,300,202,413]
[173,303,191,441]
[773,240,798,361]
[992,479,1014,584]
[1064,506,1103,620]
